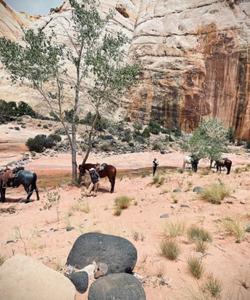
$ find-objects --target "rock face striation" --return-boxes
[0,0,249,139]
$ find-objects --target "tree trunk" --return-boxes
[71,123,78,183]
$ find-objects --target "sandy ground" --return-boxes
[0,148,250,300]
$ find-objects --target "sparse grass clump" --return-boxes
[222,218,245,243]
[113,195,133,216]
[160,239,180,260]
[187,256,204,279]
[152,174,165,187]
[187,225,212,243]
[164,221,185,238]
[71,200,90,213]
[201,183,230,204]
[195,240,208,253]
[203,274,222,298]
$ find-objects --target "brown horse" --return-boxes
[78,163,116,193]
[0,168,14,202]
[215,158,232,174]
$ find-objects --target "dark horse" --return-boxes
[78,163,116,193]
[215,158,232,175]
[0,167,39,202]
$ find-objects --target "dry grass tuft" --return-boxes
[203,274,222,298]
[164,221,185,238]
[201,183,230,204]
[160,239,180,260]
[187,256,204,279]
[71,200,90,213]
[0,255,6,266]
[113,195,133,216]
[152,175,165,187]
[222,218,245,243]
[195,240,208,253]
[187,225,212,243]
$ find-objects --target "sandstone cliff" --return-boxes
[0,0,249,139]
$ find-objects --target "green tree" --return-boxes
[188,118,228,166]
[0,0,140,183]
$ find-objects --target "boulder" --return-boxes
[0,255,75,300]
[88,273,146,300]
[67,232,137,274]
[193,186,204,193]
[67,271,89,293]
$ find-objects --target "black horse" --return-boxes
[0,168,39,202]
[215,158,232,175]
[78,163,116,193]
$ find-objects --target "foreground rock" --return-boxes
[67,271,89,294]
[0,255,75,300]
[88,273,146,300]
[67,232,137,275]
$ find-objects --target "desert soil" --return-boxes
[0,123,250,300]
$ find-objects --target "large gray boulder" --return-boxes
[67,232,137,275]
[88,273,146,300]
[67,270,89,293]
[0,255,75,300]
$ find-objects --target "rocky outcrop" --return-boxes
[0,0,249,139]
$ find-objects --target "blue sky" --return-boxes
[6,0,63,15]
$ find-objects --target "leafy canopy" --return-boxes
[188,118,228,160]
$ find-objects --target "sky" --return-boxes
[6,0,63,15]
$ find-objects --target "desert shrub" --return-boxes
[81,112,110,131]
[26,134,46,152]
[26,133,61,152]
[160,239,180,260]
[203,274,222,298]
[222,218,245,243]
[201,183,230,204]
[141,127,150,138]
[17,101,36,117]
[48,134,61,143]
[246,140,250,149]
[187,256,204,279]
[133,134,145,144]
[226,127,235,143]
[187,226,212,243]
[0,100,36,124]
[114,195,133,210]
[164,221,185,238]
[152,175,164,187]
[64,109,79,123]
[71,200,90,213]
[121,128,132,142]
[54,128,66,135]
[148,120,161,135]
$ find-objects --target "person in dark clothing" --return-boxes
[152,158,159,176]
[87,166,100,196]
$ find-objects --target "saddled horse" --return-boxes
[215,158,232,175]
[183,155,199,172]
[0,167,39,202]
[78,163,116,193]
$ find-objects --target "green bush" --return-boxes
[81,112,110,131]
[141,127,150,138]
[26,134,62,152]
[246,140,250,149]
[121,128,132,142]
[148,120,161,135]
[26,134,46,152]
[0,99,36,124]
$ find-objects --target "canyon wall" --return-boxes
[125,0,250,139]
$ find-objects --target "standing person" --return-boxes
[87,166,100,196]
[152,158,159,176]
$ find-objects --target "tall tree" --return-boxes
[0,0,140,183]
[187,118,228,166]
